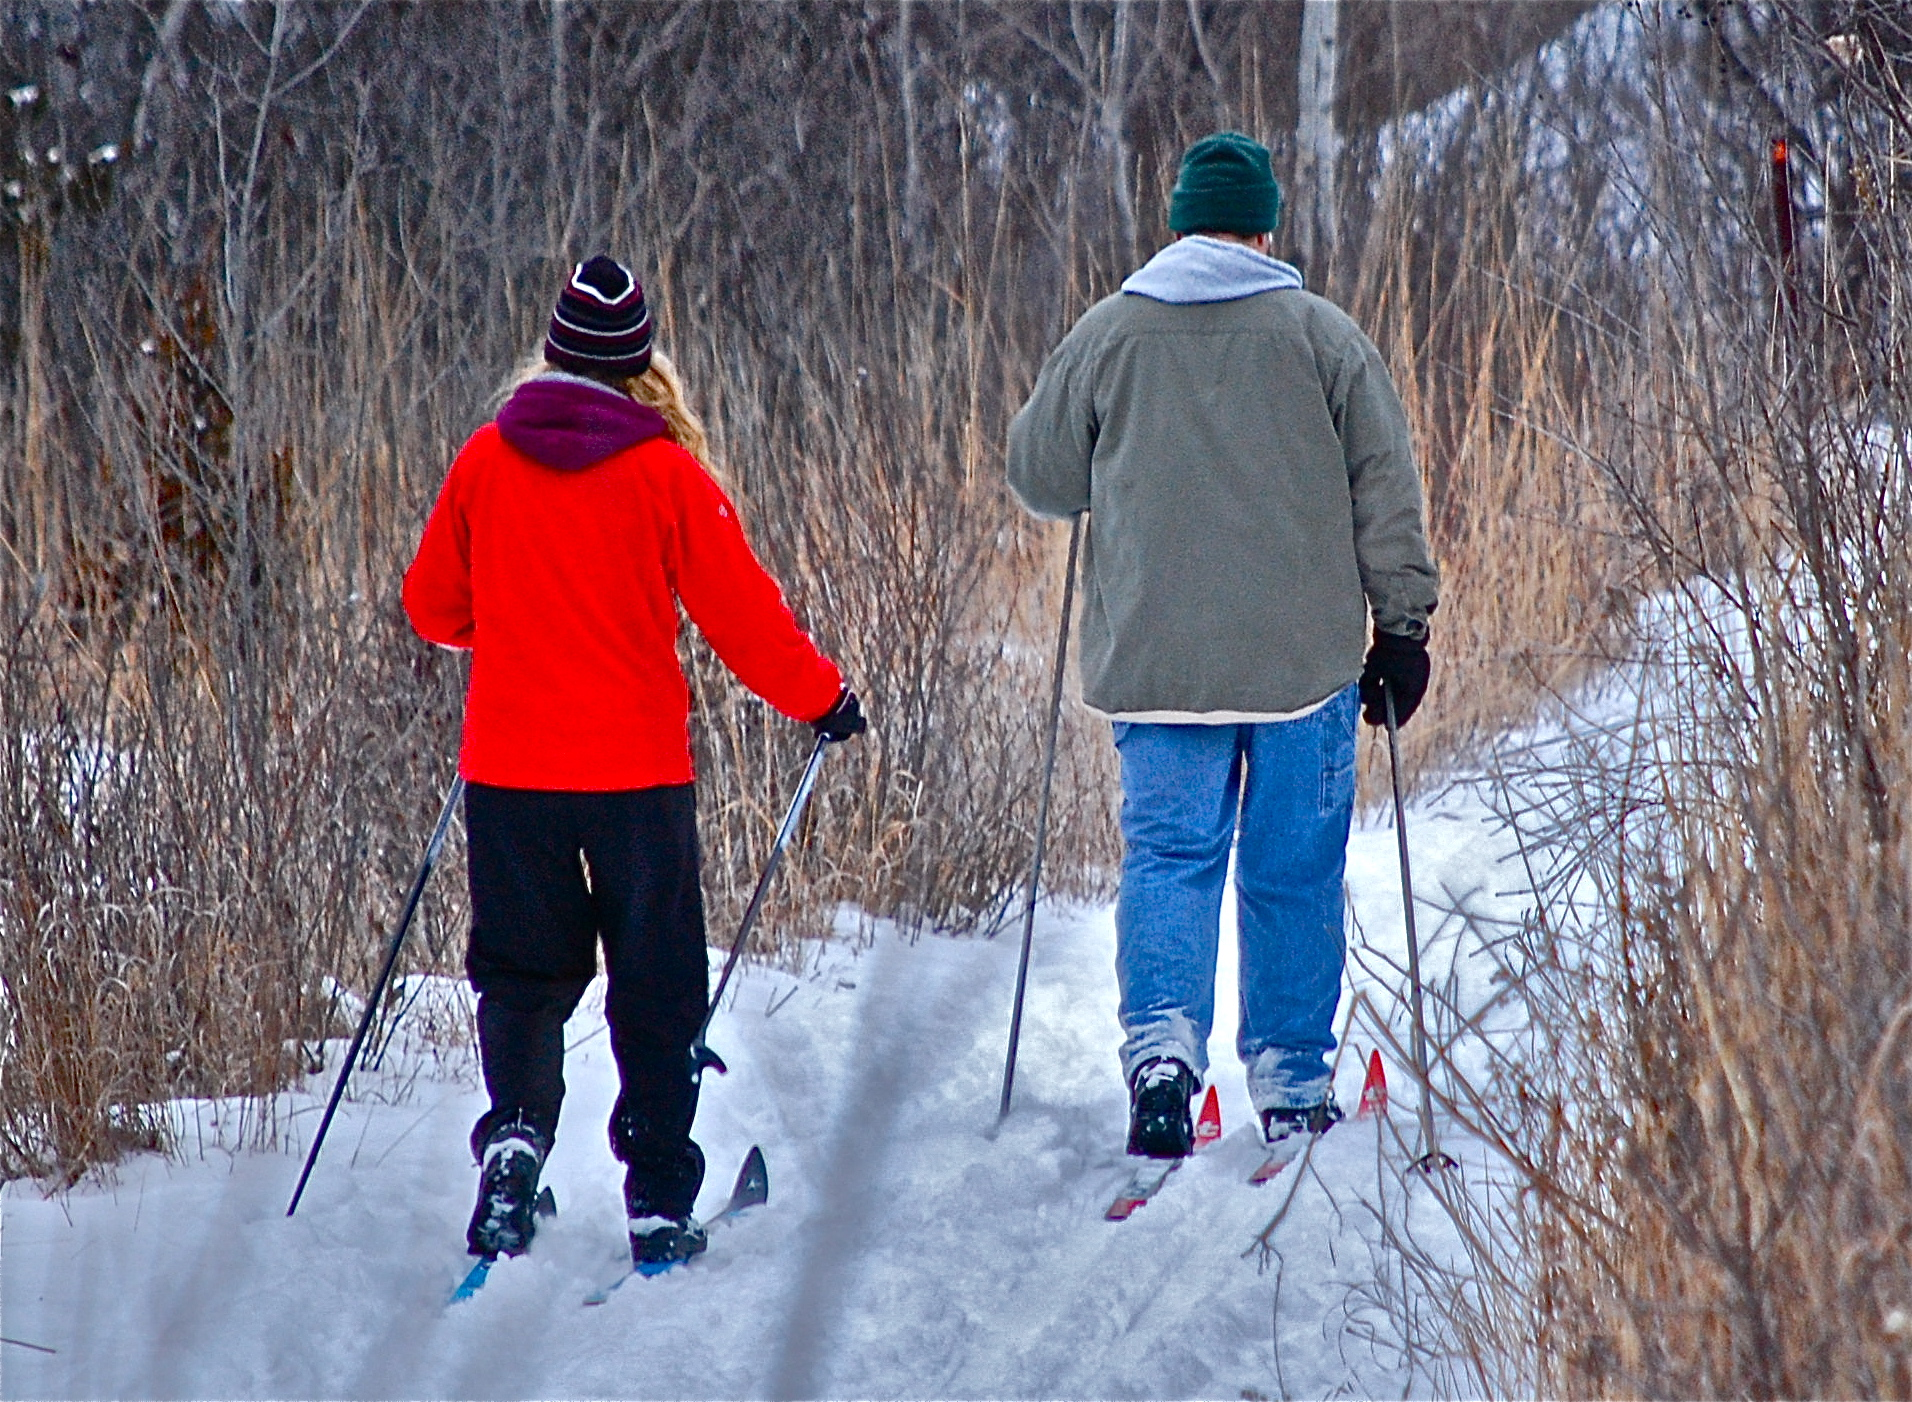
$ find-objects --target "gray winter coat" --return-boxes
[1006,238,1439,717]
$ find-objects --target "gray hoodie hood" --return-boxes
[1120,235,1304,305]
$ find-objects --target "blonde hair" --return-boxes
[494,348,726,490]
[622,351,713,468]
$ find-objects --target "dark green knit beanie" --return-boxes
[1168,132,1283,236]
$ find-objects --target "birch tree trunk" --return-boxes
[1099,0,1138,266]
[1295,0,1340,278]
[896,0,925,251]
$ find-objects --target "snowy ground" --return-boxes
[3,766,1529,1400]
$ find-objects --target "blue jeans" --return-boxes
[1113,685,1357,1112]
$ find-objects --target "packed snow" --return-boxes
[3,750,1533,1400]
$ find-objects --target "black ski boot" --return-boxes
[1127,1057,1200,1159]
[466,1119,552,1258]
[1259,1096,1344,1150]
[624,1158,708,1271]
[628,1213,709,1271]
[613,1102,707,1270]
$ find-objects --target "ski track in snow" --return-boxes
[3,777,1529,1400]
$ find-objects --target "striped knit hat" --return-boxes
[545,255,654,378]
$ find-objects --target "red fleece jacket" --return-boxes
[403,423,842,791]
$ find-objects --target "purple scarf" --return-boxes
[495,375,669,471]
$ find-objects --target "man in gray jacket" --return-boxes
[1006,132,1439,1160]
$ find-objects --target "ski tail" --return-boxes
[1248,1149,1299,1185]
[581,1274,622,1307]
[1105,1160,1179,1221]
[449,1255,495,1304]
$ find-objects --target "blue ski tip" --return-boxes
[448,1255,494,1305]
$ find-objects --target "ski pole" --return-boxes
[997,512,1083,1124]
[287,773,466,1216]
[689,733,830,1081]
[1384,685,1454,1174]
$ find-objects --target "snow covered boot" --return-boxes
[466,1119,551,1258]
[1260,1096,1344,1150]
[627,1213,709,1270]
[625,1166,707,1270]
[1127,1057,1200,1159]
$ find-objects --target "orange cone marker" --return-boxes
[1194,1084,1222,1148]
[1357,1050,1388,1119]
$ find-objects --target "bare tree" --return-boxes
[1294,0,1340,276]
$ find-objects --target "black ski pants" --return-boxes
[464,781,707,1218]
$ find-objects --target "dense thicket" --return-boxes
[1362,5,1912,1396]
[15,3,1912,1394]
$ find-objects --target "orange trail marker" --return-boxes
[1357,1049,1388,1119]
[1194,1084,1222,1148]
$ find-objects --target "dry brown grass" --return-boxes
[663,236,1123,950]
[1344,113,1638,800]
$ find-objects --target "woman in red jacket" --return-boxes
[404,255,863,1270]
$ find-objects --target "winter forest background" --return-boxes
[3,0,1911,1394]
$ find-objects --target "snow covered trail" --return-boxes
[3,781,1527,1400]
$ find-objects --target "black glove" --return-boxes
[1358,630,1430,728]
[812,687,867,742]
